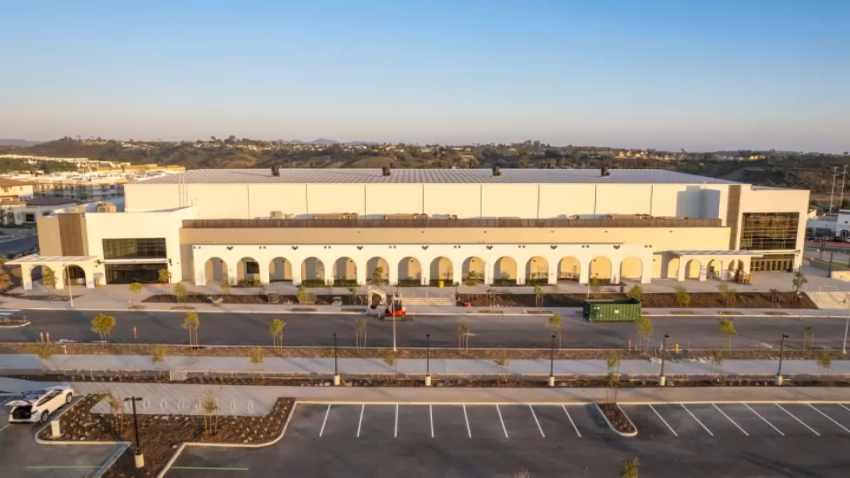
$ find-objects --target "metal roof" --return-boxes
[136,168,739,185]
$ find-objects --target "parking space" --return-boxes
[621,402,850,441]
[167,401,850,478]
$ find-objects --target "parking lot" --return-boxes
[167,401,850,477]
[0,396,121,478]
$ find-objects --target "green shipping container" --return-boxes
[583,298,641,322]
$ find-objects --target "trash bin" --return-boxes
[267,291,280,304]
[438,280,444,288]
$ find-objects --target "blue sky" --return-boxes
[1,0,848,152]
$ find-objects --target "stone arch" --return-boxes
[494,256,517,282]
[301,257,325,282]
[557,256,581,281]
[462,256,484,283]
[398,257,422,282]
[620,256,642,281]
[367,257,389,284]
[204,257,228,283]
[589,256,612,282]
[269,257,292,282]
[430,256,453,283]
[684,259,701,279]
[65,264,86,286]
[332,257,357,282]
[526,256,549,283]
[236,257,260,282]
[31,265,55,287]
[666,257,680,279]
[708,259,723,279]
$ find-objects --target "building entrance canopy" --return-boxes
[8,254,99,290]
[670,250,764,282]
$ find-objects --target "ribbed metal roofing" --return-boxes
[136,168,738,185]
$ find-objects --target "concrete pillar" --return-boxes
[356,264,367,286]
[676,258,686,282]
[483,260,492,285]
[698,263,707,282]
[195,261,207,286]
[579,261,590,285]
[640,258,652,284]
[610,260,622,285]
[291,268,302,286]
[21,264,33,291]
[259,264,271,285]
[84,265,95,289]
[54,269,66,290]
[452,262,462,287]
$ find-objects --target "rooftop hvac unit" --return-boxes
[96,203,117,213]
[270,211,285,219]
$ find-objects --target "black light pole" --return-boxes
[549,333,556,387]
[124,396,144,468]
[333,333,340,385]
[425,333,432,386]
[776,333,789,385]
[659,334,670,386]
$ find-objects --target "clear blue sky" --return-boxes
[1,0,848,152]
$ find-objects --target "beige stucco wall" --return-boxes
[125,181,737,221]
[735,186,809,267]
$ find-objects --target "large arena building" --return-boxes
[13,168,809,290]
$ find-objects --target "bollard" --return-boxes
[51,419,61,438]
[46,332,50,343]
[135,453,145,468]
[659,375,666,387]
[675,343,679,353]
[628,339,631,351]
[775,374,783,386]
[333,374,341,386]
[133,326,137,339]
[548,376,555,387]
[425,375,432,387]
[39,332,44,342]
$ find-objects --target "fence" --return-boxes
[183,218,723,229]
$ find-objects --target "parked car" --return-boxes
[5,386,75,424]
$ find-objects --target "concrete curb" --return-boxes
[0,320,30,329]
[594,402,638,437]
[156,401,299,478]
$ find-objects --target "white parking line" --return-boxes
[429,404,434,438]
[649,405,677,437]
[680,404,713,436]
[713,404,748,436]
[561,405,581,438]
[838,403,850,414]
[528,405,545,438]
[496,405,509,438]
[319,404,331,437]
[356,404,364,438]
[463,405,472,438]
[775,404,820,436]
[743,404,784,436]
[394,404,399,438]
[808,404,850,434]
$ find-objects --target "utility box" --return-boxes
[582,298,641,322]
[267,291,280,304]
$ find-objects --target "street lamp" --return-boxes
[425,333,432,387]
[548,333,556,387]
[333,333,340,386]
[124,397,144,468]
[659,334,670,387]
[776,333,789,386]
[62,263,74,308]
[843,294,850,355]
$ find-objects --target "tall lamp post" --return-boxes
[124,396,144,468]
[843,294,850,355]
[62,263,74,308]
[425,334,432,386]
[659,334,670,387]
[776,333,789,386]
[548,333,556,387]
[333,333,340,386]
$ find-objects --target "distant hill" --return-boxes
[309,138,339,145]
[0,139,44,147]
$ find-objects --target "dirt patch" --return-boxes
[458,291,817,309]
[40,394,294,478]
[598,403,636,434]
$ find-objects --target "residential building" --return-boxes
[0,178,35,201]
[11,168,808,289]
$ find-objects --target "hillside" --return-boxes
[1,138,846,196]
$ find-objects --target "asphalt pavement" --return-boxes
[1,309,847,350]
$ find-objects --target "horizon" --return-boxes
[1,0,848,154]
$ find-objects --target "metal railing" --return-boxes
[183,218,723,229]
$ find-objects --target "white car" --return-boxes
[5,386,75,424]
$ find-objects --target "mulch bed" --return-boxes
[0,342,830,362]
[0,319,29,327]
[598,403,636,433]
[40,394,294,478]
[458,291,817,309]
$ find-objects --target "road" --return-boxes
[0,236,37,257]
[0,310,847,350]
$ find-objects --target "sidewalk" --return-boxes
[4,353,849,380]
[1,377,847,417]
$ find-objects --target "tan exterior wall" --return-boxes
[248,184,307,218]
[36,216,62,256]
[481,184,539,218]
[423,184,480,217]
[737,186,809,267]
[538,184,595,218]
[365,184,423,216]
[596,184,652,215]
[125,183,180,211]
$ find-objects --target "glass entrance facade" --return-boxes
[105,263,168,284]
[750,254,795,272]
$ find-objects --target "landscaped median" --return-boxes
[37,394,295,478]
[595,402,638,437]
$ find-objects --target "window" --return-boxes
[105,263,167,284]
[103,238,167,259]
[740,213,799,250]
[245,261,259,274]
